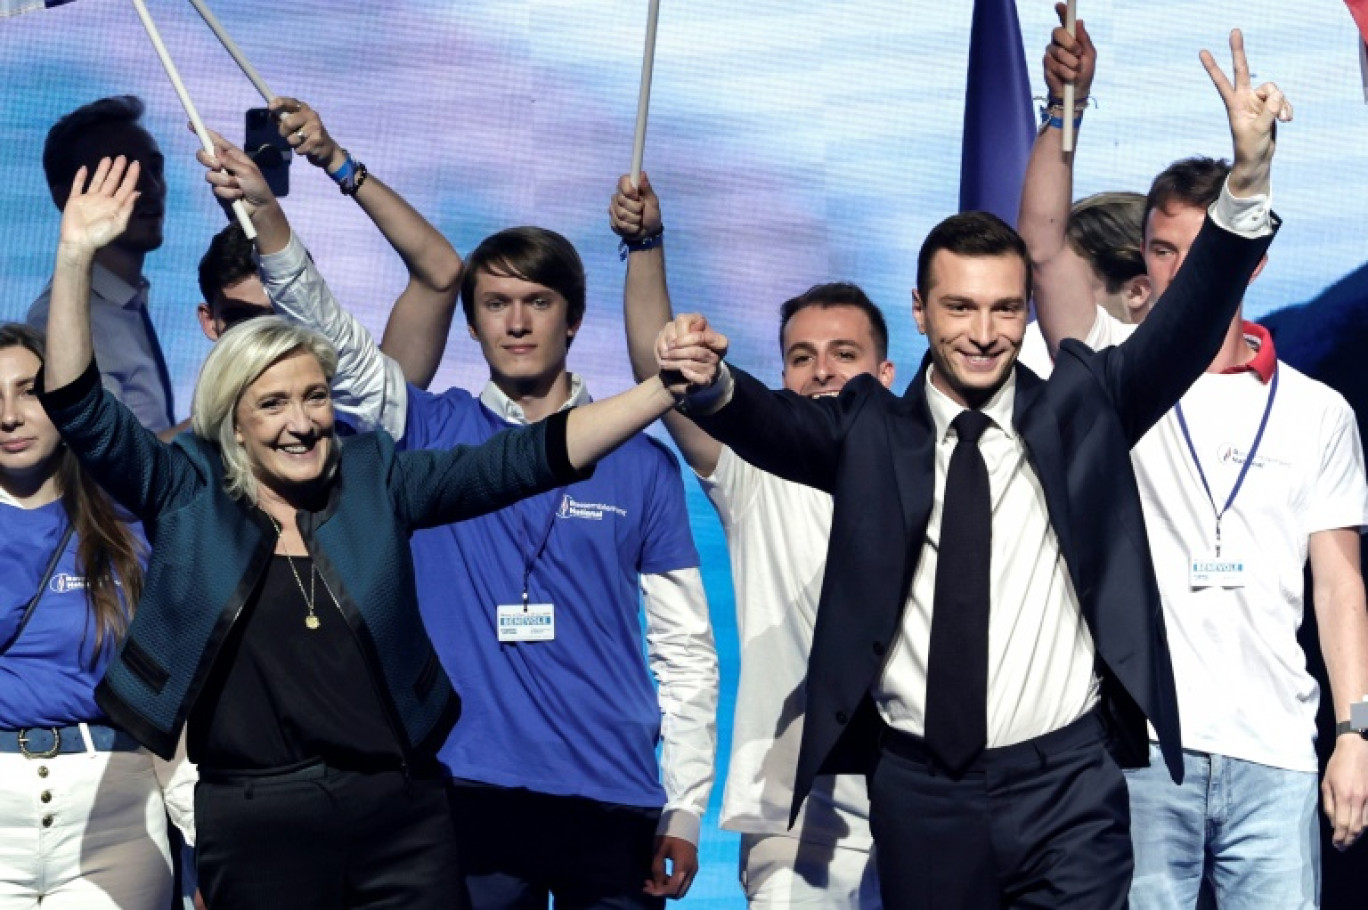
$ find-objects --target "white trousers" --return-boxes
[0,745,175,909]
[740,833,882,909]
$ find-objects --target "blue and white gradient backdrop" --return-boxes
[2,1,1365,903]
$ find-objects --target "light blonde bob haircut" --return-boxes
[191,316,339,503]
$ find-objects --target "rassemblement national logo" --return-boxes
[556,494,628,521]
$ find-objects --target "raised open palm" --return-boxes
[59,156,142,253]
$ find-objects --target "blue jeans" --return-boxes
[1124,743,1319,909]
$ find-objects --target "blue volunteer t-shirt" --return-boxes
[0,500,141,728]
[403,384,699,808]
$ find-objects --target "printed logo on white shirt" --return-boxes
[1217,443,1289,470]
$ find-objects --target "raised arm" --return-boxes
[41,158,198,517]
[1019,6,1101,354]
[611,173,724,476]
[45,158,140,389]
[662,314,852,493]
[198,132,408,438]
[1102,30,1287,443]
[401,362,713,529]
[270,98,461,389]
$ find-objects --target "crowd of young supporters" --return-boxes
[2,10,1366,910]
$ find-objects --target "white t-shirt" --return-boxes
[1018,321,1054,378]
[1017,307,1116,380]
[699,447,872,848]
[1091,312,1368,771]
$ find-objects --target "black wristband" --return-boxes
[1336,720,1367,738]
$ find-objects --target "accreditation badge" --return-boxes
[1189,554,1247,588]
[497,603,556,642]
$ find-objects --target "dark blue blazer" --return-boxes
[694,215,1277,823]
[40,362,582,760]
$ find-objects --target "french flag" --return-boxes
[1,0,76,15]
[958,0,1036,226]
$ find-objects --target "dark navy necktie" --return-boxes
[135,295,176,428]
[924,408,992,775]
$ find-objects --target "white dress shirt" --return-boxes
[873,371,1101,747]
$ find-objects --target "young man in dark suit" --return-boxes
[654,30,1286,909]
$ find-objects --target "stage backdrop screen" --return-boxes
[2,2,1364,902]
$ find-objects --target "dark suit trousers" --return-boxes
[447,781,664,910]
[195,763,465,910]
[869,711,1131,909]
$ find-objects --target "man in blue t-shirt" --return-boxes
[229,145,718,904]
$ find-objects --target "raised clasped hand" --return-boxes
[1200,29,1292,195]
[655,312,727,399]
[58,156,141,255]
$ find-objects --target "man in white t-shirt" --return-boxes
[610,174,891,909]
[1019,19,1368,907]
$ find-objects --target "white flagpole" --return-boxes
[187,0,275,102]
[129,0,256,240]
[630,0,661,189]
[1061,0,1078,152]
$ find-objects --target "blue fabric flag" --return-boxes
[959,0,1036,226]
[1,0,76,16]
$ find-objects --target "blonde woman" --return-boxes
[38,156,720,909]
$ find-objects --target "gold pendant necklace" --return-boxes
[267,514,322,631]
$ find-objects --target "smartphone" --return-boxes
[245,107,291,197]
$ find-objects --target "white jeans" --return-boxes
[739,833,882,909]
[0,740,186,908]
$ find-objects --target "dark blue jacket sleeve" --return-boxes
[1095,214,1278,445]
[38,359,203,521]
[393,409,591,530]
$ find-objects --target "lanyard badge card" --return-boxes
[497,495,559,643]
[1177,369,1278,590]
[497,596,556,643]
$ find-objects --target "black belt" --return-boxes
[0,723,143,759]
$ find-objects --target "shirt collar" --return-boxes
[479,373,591,425]
[1218,321,1276,384]
[924,366,1017,443]
[88,261,147,310]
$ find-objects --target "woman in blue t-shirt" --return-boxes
[0,322,196,908]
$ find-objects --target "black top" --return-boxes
[189,555,402,771]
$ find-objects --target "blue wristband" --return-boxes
[618,229,664,261]
[328,152,357,186]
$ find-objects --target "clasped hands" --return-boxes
[655,313,727,403]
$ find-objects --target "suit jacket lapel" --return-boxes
[892,358,937,545]
[1012,367,1080,582]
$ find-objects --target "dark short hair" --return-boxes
[198,223,258,305]
[1144,156,1231,237]
[1067,192,1146,294]
[459,227,587,334]
[916,211,1032,301]
[43,96,147,193]
[777,282,890,362]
